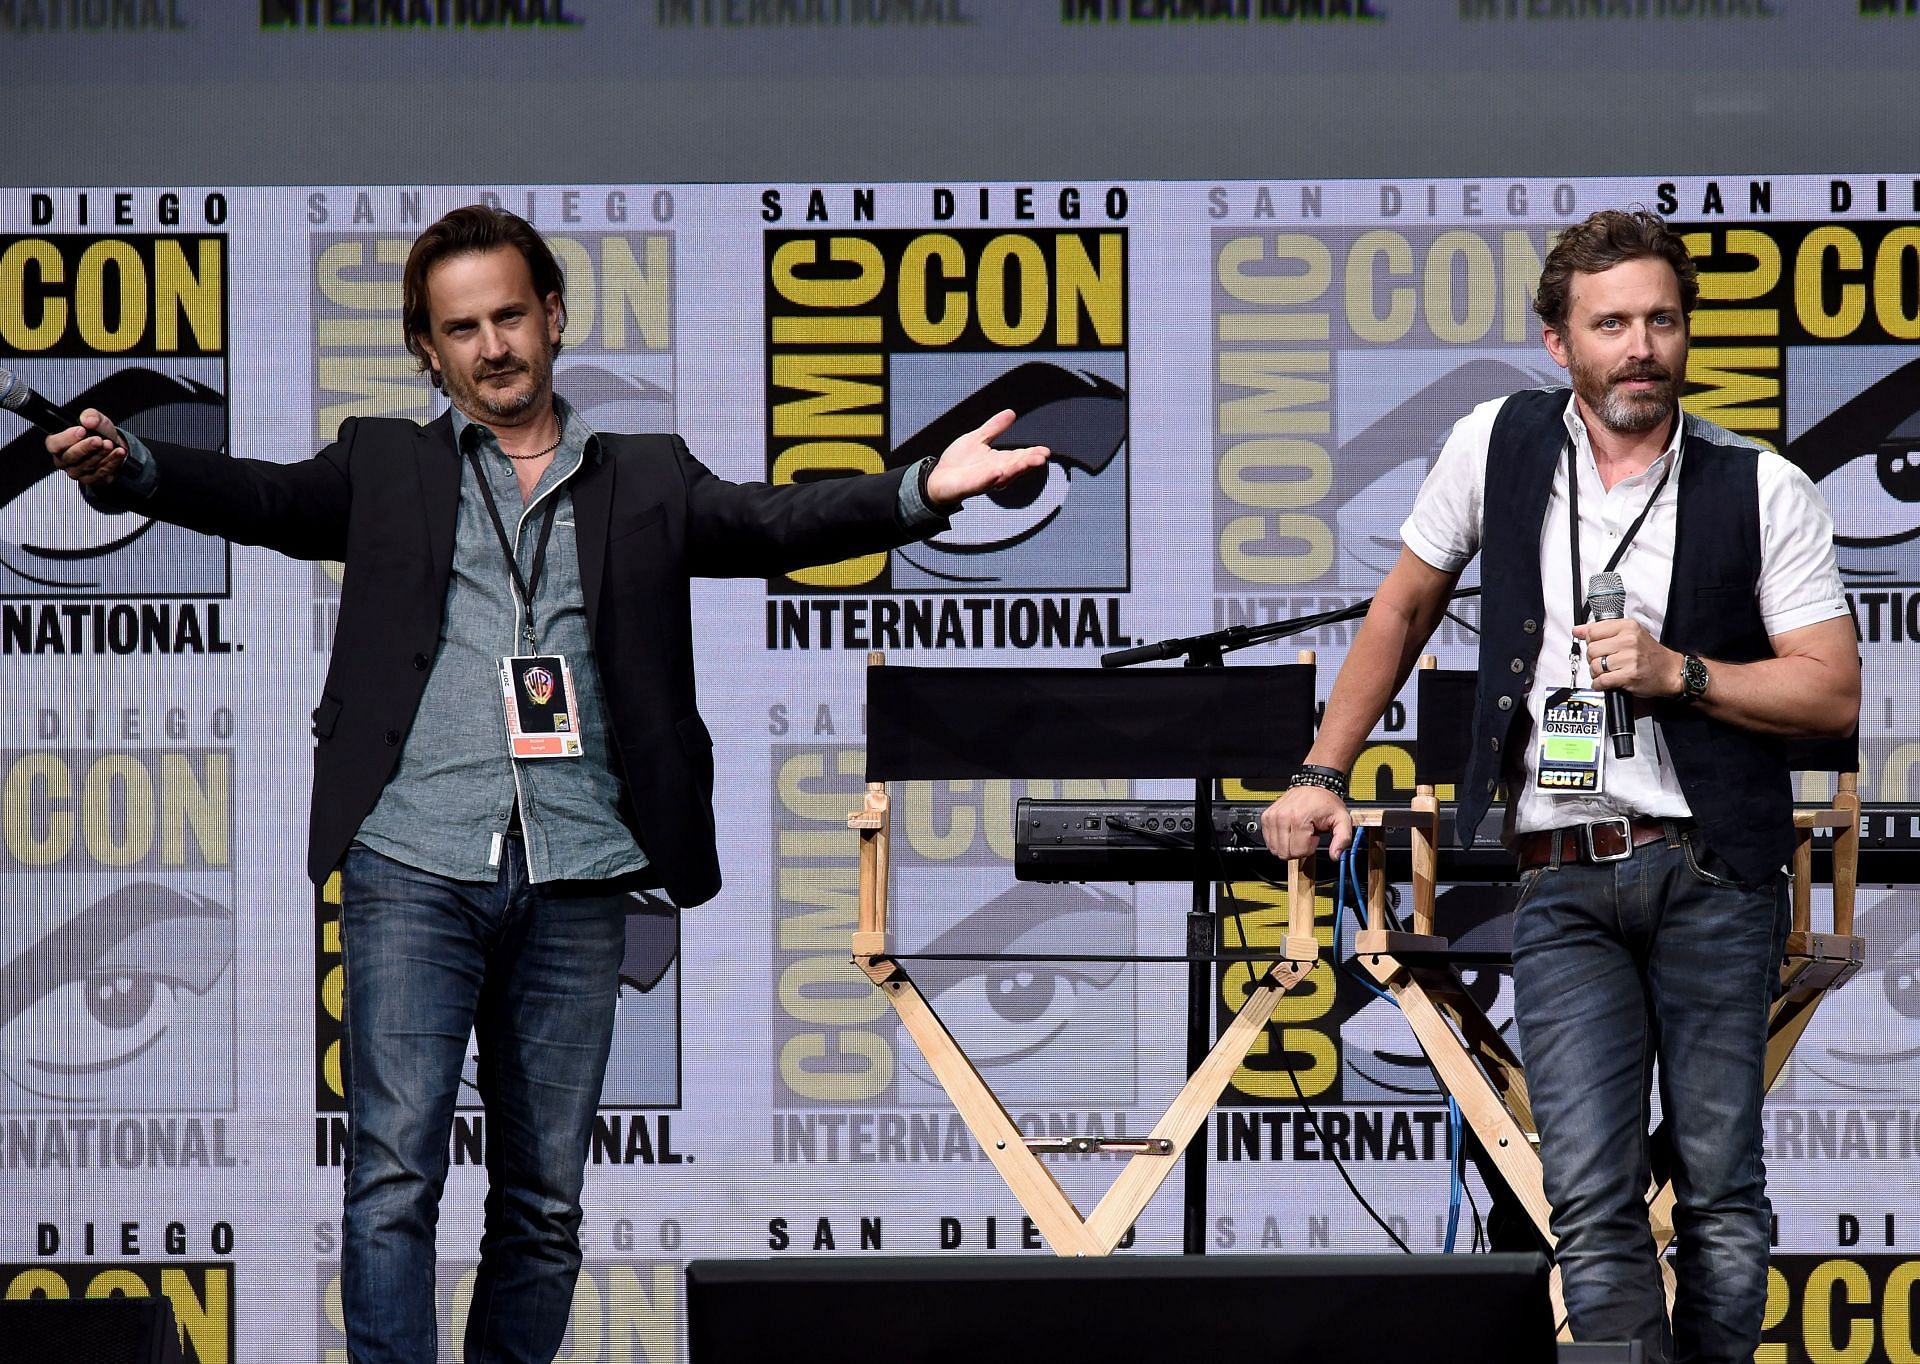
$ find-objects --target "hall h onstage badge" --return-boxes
[500,654,583,759]
[1535,687,1606,795]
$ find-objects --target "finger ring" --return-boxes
[1596,655,1610,674]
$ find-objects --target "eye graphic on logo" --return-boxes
[1332,884,1516,1100]
[1783,890,1920,1100]
[0,368,227,591]
[901,884,1132,1083]
[554,362,672,431]
[1786,357,1920,576]
[620,891,679,996]
[522,667,556,706]
[1331,358,1561,589]
[887,362,1127,586]
[0,884,234,1104]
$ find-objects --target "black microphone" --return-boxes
[0,366,79,436]
[1587,570,1634,759]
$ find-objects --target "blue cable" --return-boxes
[1335,829,1391,1003]
[1445,1097,1464,1252]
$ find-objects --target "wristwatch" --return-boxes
[1679,653,1709,704]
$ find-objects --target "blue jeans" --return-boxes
[338,842,628,1364]
[1510,827,1788,1364]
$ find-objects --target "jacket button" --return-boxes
[1509,658,1525,674]
[1523,619,1538,634]
[384,730,401,746]
[1498,695,1514,711]
[412,653,429,671]
[1490,737,1501,752]
[1485,778,1497,792]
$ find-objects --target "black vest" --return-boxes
[1455,387,1792,885]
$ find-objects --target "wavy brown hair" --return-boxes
[402,205,567,390]
[1533,208,1699,333]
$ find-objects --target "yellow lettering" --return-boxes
[898,234,968,345]
[152,238,222,352]
[75,240,147,352]
[0,240,66,350]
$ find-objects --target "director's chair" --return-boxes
[847,654,1318,1256]
[1346,658,1863,1333]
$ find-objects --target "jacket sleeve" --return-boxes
[678,435,949,579]
[93,419,359,563]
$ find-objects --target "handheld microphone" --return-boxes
[1586,571,1634,759]
[0,366,78,436]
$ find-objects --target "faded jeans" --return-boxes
[1510,827,1788,1364]
[337,841,627,1364]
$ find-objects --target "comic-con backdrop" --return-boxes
[2,175,1916,1362]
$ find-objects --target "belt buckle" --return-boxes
[1582,817,1634,863]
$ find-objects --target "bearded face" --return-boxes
[418,246,564,428]
[1562,331,1678,436]
[438,327,554,424]
[1546,257,1690,441]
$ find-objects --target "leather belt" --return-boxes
[1514,816,1675,870]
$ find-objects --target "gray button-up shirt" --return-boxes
[355,396,648,883]
[109,393,946,886]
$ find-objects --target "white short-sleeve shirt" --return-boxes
[1400,389,1848,834]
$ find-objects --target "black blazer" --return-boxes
[126,412,930,905]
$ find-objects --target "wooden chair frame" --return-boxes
[847,654,1319,1256]
[1349,658,1862,1333]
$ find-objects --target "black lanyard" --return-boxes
[1564,433,1675,629]
[467,447,560,653]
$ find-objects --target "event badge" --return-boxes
[500,654,583,759]
[1534,687,1605,796]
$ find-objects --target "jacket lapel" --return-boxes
[418,412,462,584]
[571,434,614,629]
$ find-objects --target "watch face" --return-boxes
[1684,655,1709,699]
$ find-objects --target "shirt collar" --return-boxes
[1559,390,1685,483]
[449,391,601,463]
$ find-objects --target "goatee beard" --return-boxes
[1593,384,1674,434]
[471,382,539,420]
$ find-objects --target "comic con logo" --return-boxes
[3,1263,233,1364]
[0,234,228,601]
[0,745,236,1120]
[762,218,1130,651]
[1676,220,1920,596]
[1209,222,1558,601]
[770,741,1137,1123]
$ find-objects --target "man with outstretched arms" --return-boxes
[1260,209,1857,1364]
[48,205,1048,1364]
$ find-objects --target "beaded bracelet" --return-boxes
[1287,763,1350,799]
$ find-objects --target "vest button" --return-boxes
[1523,619,1538,634]
[1509,658,1525,673]
[1498,695,1514,711]
[384,730,401,746]
[1490,737,1501,752]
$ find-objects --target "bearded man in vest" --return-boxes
[1260,208,1858,1364]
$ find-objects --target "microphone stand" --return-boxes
[1098,588,1478,1255]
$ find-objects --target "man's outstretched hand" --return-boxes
[924,408,1050,508]
[46,409,127,486]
